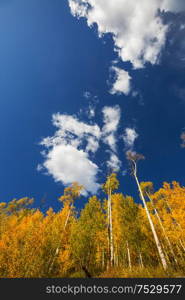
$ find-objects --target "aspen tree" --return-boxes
[70,196,106,275]
[152,183,185,248]
[59,182,83,229]
[126,151,168,270]
[126,241,132,270]
[48,182,83,274]
[139,252,144,269]
[140,182,178,266]
[102,173,119,267]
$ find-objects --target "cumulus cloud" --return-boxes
[40,113,101,194]
[161,0,185,13]
[43,144,99,194]
[123,128,138,149]
[102,105,121,133]
[86,136,99,153]
[69,0,168,68]
[110,67,131,95]
[83,91,92,99]
[39,105,122,193]
[107,152,122,171]
[102,105,121,151]
[52,113,101,139]
[85,103,96,119]
[68,0,185,93]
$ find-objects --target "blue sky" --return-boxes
[0,0,185,211]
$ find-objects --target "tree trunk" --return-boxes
[176,245,184,259]
[108,188,114,267]
[102,249,105,269]
[48,205,71,274]
[179,239,185,252]
[132,161,168,270]
[64,206,71,230]
[146,192,178,266]
[126,241,132,270]
[106,196,110,269]
[139,252,144,269]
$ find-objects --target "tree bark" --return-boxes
[139,252,144,269]
[146,192,178,266]
[126,241,132,270]
[132,160,168,270]
[179,239,185,252]
[64,206,71,230]
[108,187,114,267]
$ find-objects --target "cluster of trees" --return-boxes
[0,153,185,278]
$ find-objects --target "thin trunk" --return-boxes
[64,206,71,230]
[179,239,185,252]
[176,245,184,259]
[161,197,185,258]
[107,196,110,269]
[48,205,71,274]
[102,249,105,269]
[115,244,119,267]
[163,198,185,255]
[109,188,114,267]
[165,199,183,231]
[114,252,116,267]
[132,160,168,270]
[161,239,171,264]
[146,192,178,266]
[117,252,119,267]
[126,241,131,270]
[48,247,59,274]
[139,252,144,269]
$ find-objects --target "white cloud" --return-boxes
[123,128,138,149]
[110,67,131,95]
[68,0,185,94]
[52,113,101,139]
[102,105,121,151]
[161,0,185,13]
[39,113,101,193]
[83,91,92,99]
[102,105,121,133]
[107,152,122,171]
[43,144,99,194]
[69,0,170,69]
[85,103,96,119]
[69,0,89,17]
[39,105,122,193]
[86,136,99,153]
[89,107,95,118]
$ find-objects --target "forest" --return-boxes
[0,152,185,278]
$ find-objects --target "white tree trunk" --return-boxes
[49,205,71,274]
[139,252,144,269]
[64,206,71,230]
[179,239,185,252]
[146,192,178,266]
[165,200,183,232]
[176,245,184,259]
[126,241,132,270]
[109,189,114,267]
[132,161,168,270]
[106,195,110,269]
[102,249,105,269]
